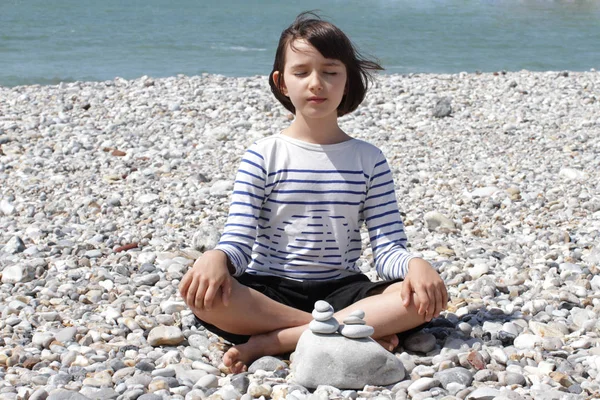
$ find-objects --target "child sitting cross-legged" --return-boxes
[179,11,448,374]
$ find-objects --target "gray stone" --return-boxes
[160,300,186,314]
[403,332,437,353]
[342,316,365,325]
[473,369,497,382]
[230,373,250,394]
[177,369,207,383]
[29,389,49,400]
[407,377,441,396]
[434,367,474,389]
[78,388,118,400]
[84,249,102,258]
[136,361,155,372]
[2,236,26,254]
[494,393,525,400]
[147,326,184,346]
[469,186,500,198]
[2,264,36,284]
[152,368,176,378]
[424,211,455,231]
[339,324,374,339]
[0,199,15,215]
[349,310,365,319]
[137,194,160,204]
[248,356,288,373]
[513,334,540,349]
[559,168,588,181]
[466,387,501,400]
[292,330,405,389]
[209,180,234,196]
[314,300,333,313]
[432,97,452,118]
[312,309,334,321]
[185,389,207,400]
[188,334,211,350]
[183,346,205,361]
[197,374,219,389]
[55,327,77,343]
[124,374,152,388]
[47,390,91,400]
[498,371,526,386]
[192,226,221,252]
[32,332,55,348]
[309,319,339,334]
[123,389,144,400]
[135,273,161,287]
[137,395,162,400]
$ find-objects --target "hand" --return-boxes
[401,258,448,321]
[179,250,233,311]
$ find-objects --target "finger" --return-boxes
[426,286,436,321]
[434,285,445,317]
[179,272,190,299]
[415,287,428,315]
[222,277,232,307]
[442,285,449,310]
[186,278,199,309]
[401,280,412,307]
[204,281,219,310]
[195,279,208,311]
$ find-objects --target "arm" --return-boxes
[214,147,267,276]
[363,153,415,280]
[180,146,267,310]
[363,153,447,320]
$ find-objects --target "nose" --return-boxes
[308,72,323,92]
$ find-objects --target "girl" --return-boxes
[179,12,447,374]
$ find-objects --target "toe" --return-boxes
[233,360,246,374]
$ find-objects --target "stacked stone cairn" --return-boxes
[340,310,374,339]
[308,300,339,334]
[292,301,405,389]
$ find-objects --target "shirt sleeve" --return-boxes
[214,146,266,276]
[363,152,417,280]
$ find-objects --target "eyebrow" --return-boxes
[289,61,343,69]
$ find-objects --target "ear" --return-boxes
[273,71,288,96]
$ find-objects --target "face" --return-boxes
[274,39,348,120]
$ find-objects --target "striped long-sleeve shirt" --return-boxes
[214,133,417,281]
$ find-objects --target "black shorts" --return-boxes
[195,273,419,344]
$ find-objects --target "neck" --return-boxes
[282,113,350,145]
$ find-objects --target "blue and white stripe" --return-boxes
[214,134,416,281]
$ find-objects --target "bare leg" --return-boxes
[224,282,427,373]
[185,278,312,335]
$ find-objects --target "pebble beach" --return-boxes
[1,70,599,400]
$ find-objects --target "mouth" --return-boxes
[307,97,326,103]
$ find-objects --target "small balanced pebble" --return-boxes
[349,310,365,319]
[340,324,374,339]
[312,308,334,321]
[314,300,333,313]
[343,315,366,325]
[309,319,339,334]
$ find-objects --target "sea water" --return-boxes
[1,0,599,87]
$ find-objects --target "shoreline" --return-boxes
[1,68,598,90]
[1,71,600,399]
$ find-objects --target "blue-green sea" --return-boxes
[1,0,599,87]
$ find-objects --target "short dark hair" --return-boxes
[269,11,384,117]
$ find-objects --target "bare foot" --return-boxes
[376,334,399,352]
[222,333,275,374]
